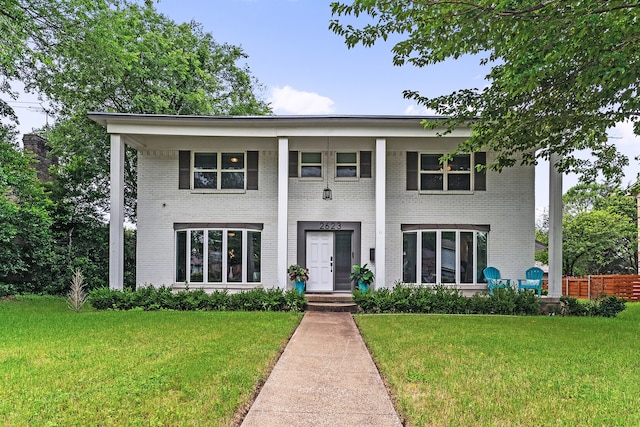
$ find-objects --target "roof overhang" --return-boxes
[88,113,472,139]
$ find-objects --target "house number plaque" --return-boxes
[319,222,342,230]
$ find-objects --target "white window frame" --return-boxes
[419,152,475,193]
[403,229,487,285]
[335,151,359,180]
[192,152,247,191]
[176,228,261,284]
[299,151,323,180]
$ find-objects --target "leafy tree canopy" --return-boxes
[536,183,637,275]
[330,1,640,181]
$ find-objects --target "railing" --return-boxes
[543,275,640,302]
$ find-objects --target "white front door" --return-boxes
[306,232,333,292]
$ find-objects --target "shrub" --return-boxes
[592,294,627,318]
[66,269,88,312]
[283,289,306,312]
[88,286,305,312]
[0,283,15,298]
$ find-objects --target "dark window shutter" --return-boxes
[289,151,298,177]
[406,152,418,191]
[179,150,191,189]
[474,152,486,191]
[360,151,372,178]
[247,151,259,190]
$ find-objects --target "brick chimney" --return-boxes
[22,134,57,182]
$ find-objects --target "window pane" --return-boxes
[301,152,321,163]
[222,153,244,170]
[441,231,456,283]
[301,166,322,178]
[221,171,244,189]
[403,232,417,283]
[448,174,470,190]
[227,230,243,282]
[337,152,357,163]
[450,155,471,171]
[194,153,216,170]
[176,231,187,282]
[336,166,357,177]
[421,174,443,190]
[190,230,204,282]
[460,232,474,283]
[247,231,261,283]
[208,230,222,282]
[421,232,436,284]
[420,154,442,171]
[477,232,488,283]
[194,172,217,189]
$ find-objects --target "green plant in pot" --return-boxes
[288,264,309,294]
[349,263,374,292]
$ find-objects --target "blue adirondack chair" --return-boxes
[517,267,544,296]
[483,266,511,295]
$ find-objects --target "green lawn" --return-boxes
[355,303,640,426]
[0,296,302,426]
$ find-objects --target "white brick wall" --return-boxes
[136,135,534,292]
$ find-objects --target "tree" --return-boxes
[536,183,638,276]
[0,0,106,123]
[0,127,53,290]
[330,1,640,180]
[26,1,270,221]
[2,1,270,293]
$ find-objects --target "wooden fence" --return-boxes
[542,275,640,302]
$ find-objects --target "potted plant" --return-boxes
[349,263,374,292]
[288,264,309,294]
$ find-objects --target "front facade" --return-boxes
[91,114,536,294]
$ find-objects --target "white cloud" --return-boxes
[268,85,335,115]
[403,104,440,116]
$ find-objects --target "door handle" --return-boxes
[330,256,333,272]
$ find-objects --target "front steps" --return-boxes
[305,293,358,313]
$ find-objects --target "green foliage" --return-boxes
[353,283,544,315]
[0,133,53,291]
[349,263,375,285]
[0,284,15,298]
[88,286,307,312]
[560,295,627,317]
[287,264,309,282]
[330,1,640,181]
[536,183,638,276]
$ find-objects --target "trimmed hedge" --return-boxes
[353,284,626,317]
[88,286,306,312]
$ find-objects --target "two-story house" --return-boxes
[90,113,538,295]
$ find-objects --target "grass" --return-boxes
[0,295,302,426]
[355,303,640,426]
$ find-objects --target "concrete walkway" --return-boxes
[241,312,403,426]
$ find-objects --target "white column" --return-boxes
[375,138,386,289]
[548,153,563,297]
[277,137,289,289]
[109,134,125,290]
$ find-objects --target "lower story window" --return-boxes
[176,228,261,283]
[403,229,487,284]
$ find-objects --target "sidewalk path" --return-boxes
[241,311,402,426]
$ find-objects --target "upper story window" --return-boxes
[289,150,372,179]
[406,152,486,192]
[336,152,358,178]
[179,151,258,191]
[194,152,245,189]
[300,152,322,178]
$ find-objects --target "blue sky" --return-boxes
[14,0,640,214]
